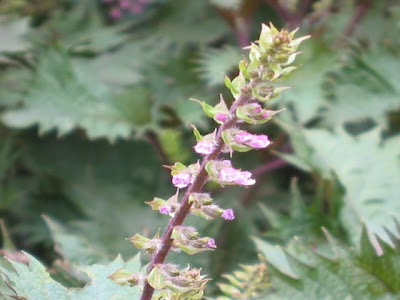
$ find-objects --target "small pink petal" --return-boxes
[159,205,172,215]
[206,238,217,248]
[251,103,263,113]
[215,113,229,122]
[234,131,253,144]
[219,167,241,182]
[172,172,192,189]
[221,209,235,220]
[194,140,215,155]
[262,111,270,118]
[247,135,271,148]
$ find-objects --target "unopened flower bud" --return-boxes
[202,204,224,219]
[215,113,229,122]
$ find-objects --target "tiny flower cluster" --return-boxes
[103,0,152,19]
[147,264,209,299]
[147,192,235,221]
[171,226,217,255]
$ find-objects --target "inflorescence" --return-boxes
[109,23,309,300]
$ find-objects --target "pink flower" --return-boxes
[234,131,271,149]
[194,140,215,155]
[206,238,217,248]
[221,209,235,220]
[262,111,270,119]
[218,166,256,186]
[251,103,263,113]
[109,7,122,19]
[234,171,256,185]
[234,131,253,144]
[247,134,271,148]
[159,205,172,215]
[215,113,229,122]
[219,167,241,182]
[172,172,192,189]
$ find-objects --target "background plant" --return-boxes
[0,0,400,299]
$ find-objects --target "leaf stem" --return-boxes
[140,87,254,300]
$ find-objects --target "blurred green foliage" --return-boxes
[0,0,399,299]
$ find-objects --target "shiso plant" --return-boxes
[109,23,310,299]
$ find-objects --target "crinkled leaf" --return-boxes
[255,226,400,299]
[43,216,109,266]
[198,46,242,87]
[303,127,400,246]
[280,41,337,124]
[1,51,154,142]
[322,50,400,128]
[1,253,142,299]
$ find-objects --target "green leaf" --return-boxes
[142,0,228,51]
[274,117,331,177]
[322,49,400,128]
[1,253,142,299]
[303,127,400,246]
[280,40,338,124]
[0,16,30,54]
[255,226,400,299]
[1,252,70,299]
[37,1,127,54]
[43,216,109,265]
[13,133,168,258]
[197,46,242,87]
[1,51,154,141]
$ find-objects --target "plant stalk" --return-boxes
[140,87,254,300]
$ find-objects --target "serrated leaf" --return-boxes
[37,1,127,54]
[15,133,168,258]
[303,127,400,246]
[1,253,142,299]
[1,252,70,299]
[256,226,400,299]
[143,0,228,51]
[197,46,242,87]
[322,49,400,128]
[280,40,337,124]
[43,216,109,265]
[1,51,153,141]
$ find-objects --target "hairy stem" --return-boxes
[140,87,254,300]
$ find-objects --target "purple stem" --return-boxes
[251,158,287,178]
[140,86,255,300]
